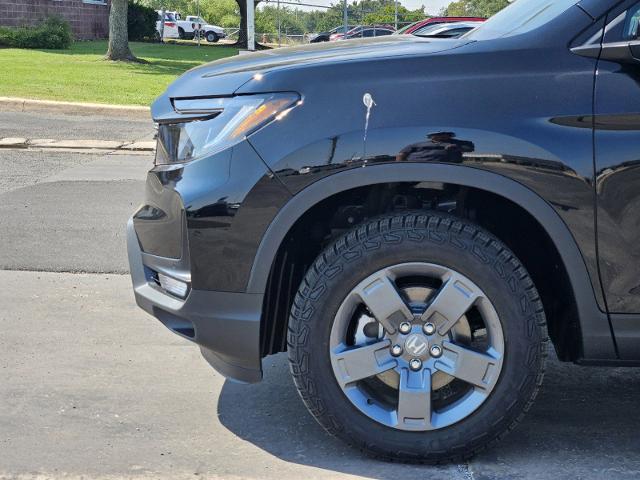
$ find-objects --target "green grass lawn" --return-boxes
[0,41,239,106]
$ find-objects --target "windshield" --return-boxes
[464,0,578,40]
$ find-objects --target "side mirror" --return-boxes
[572,40,640,64]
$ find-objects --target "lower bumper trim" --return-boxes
[128,218,264,383]
[200,346,262,383]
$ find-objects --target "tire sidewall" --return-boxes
[289,214,546,459]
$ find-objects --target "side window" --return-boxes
[604,3,640,42]
[413,25,440,36]
[625,6,640,39]
[440,28,469,38]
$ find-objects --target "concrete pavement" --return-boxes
[0,271,464,480]
[0,138,156,152]
[0,150,149,273]
[2,270,640,479]
[1,111,640,479]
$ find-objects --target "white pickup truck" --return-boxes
[175,15,226,43]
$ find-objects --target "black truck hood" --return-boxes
[163,36,468,99]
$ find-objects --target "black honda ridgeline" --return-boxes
[127,0,640,462]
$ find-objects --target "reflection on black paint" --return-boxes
[396,132,474,163]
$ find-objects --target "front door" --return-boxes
[594,1,640,356]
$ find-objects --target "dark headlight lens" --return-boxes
[155,93,300,166]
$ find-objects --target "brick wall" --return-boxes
[0,0,111,40]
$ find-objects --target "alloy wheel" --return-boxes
[329,262,504,431]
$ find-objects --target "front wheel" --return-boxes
[205,31,219,42]
[288,212,548,462]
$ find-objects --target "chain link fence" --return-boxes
[222,28,309,46]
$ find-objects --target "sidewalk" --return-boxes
[0,136,155,153]
[0,96,150,119]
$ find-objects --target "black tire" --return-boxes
[178,27,185,39]
[206,31,219,43]
[288,212,548,463]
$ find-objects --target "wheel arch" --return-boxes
[248,163,616,361]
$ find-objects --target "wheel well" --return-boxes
[260,182,582,361]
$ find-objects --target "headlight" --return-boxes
[155,92,300,166]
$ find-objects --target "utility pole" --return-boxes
[247,0,255,51]
[343,0,348,39]
[394,0,398,30]
[159,7,165,43]
[196,0,201,47]
[277,0,281,47]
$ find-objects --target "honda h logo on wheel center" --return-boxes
[405,334,429,356]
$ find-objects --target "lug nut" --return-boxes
[390,344,403,357]
[399,322,412,334]
[423,322,436,335]
[409,358,423,371]
[430,345,443,358]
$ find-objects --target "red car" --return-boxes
[395,16,486,35]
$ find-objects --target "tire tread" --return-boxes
[287,211,548,463]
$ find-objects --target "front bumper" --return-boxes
[127,218,264,383]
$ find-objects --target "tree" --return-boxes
[363,4,424,26]
[257,5,306,37]
[235,0,267,49]
[106,0,139,61]
[137,0,432,48]
[200,0,240,27]
[441,0,509,18]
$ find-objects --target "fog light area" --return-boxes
[157,272,189,299]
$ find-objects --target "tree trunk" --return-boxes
[106,0,138,61]
[233,0,269,49]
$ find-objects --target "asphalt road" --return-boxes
[0,151,148,273]
[1,111,640,479]
[0,111,155,142]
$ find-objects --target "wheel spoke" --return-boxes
[434,341,500,390]
[420,273,479,335]
[331,340,396,387]
[354,273,412,334]
[397,368,432,430]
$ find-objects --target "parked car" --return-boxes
[175,15,226,42]
[309,25,356,43]
[129,0,640,464]
[344,26,395,39]
[333,25,394,40]
[413,21,484,38]
[329,25,362,41]
[395,16,486,35]
[155,11,179,39]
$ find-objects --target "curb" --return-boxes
[0,97,150,119]
[0,137,156,153]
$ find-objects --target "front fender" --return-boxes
[247,162,614,360]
